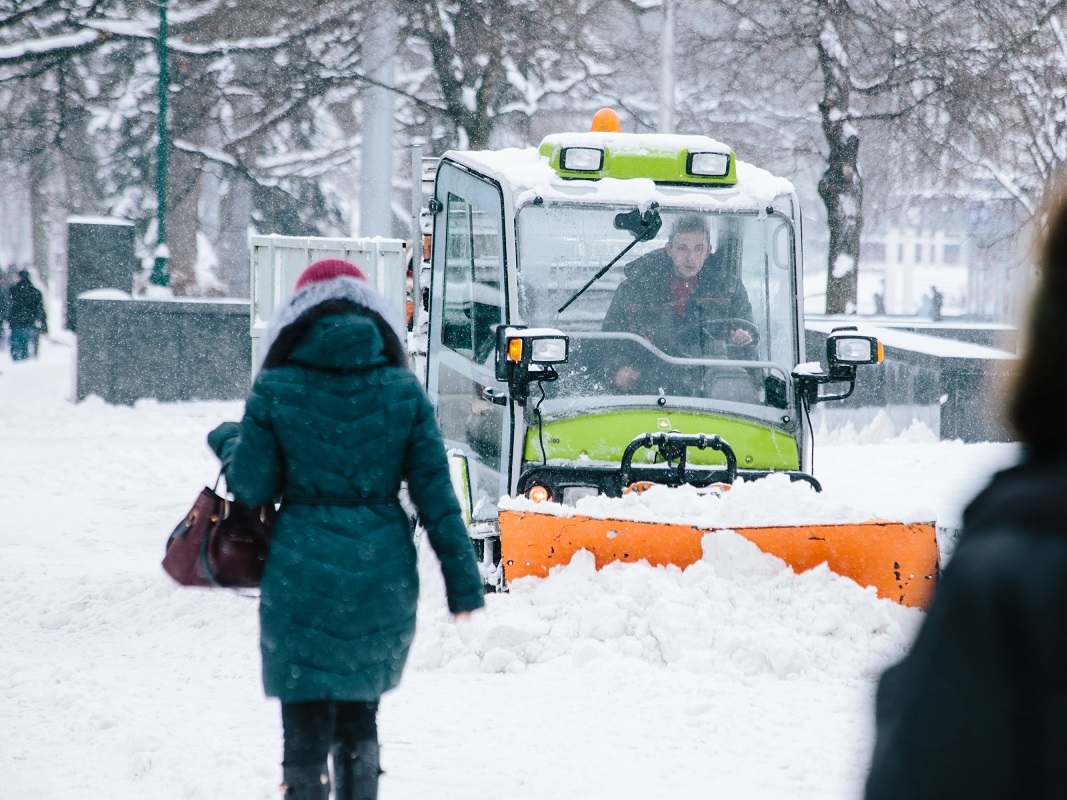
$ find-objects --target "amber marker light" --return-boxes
[528,485,551,503]
[590,108,622,132]
[507,337,524,362]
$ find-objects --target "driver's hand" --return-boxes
[614,365,640,391]
[730,328,753,346]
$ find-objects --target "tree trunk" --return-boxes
[816,15,862,315]
[28,149,68,319]
[29,154,51,286]
[164,146,200,296]
[464,113,493,150]
[165,55,214,296]
[216,172,253,297]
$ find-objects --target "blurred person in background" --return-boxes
[207,259,485,800]
[865,185,1067,799]
[930,285,944,322]
[0,268,10,352]
[8,269,47,361]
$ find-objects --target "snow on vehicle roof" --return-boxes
[66,215,134,226]
[447,145,796,212]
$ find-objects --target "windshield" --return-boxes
[516,204,798,414]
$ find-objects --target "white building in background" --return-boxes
[811,188,1032,323]
[857,228,970,317]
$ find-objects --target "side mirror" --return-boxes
[495,325,569,403]
[613,203,662,241]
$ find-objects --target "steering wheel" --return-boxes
[700,317,760,349]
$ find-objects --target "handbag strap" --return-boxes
[213,456,233,493]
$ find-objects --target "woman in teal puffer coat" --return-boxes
[208,259,484,800]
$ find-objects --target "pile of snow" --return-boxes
[414,535,919,683]
[814,408,942,446]
[503,471,935,527]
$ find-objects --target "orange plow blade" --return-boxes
[499,510,939,609]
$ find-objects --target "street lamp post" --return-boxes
[659,0,675,134]
[150,0,170,287]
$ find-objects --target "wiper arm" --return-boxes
[557,203,662,315]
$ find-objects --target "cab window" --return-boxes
[441,191,504,363]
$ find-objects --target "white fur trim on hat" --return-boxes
[260,276,406,367]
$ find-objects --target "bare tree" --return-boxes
[934,3,1067,223]
[0,1,366,293]
[683,0,998,314]
[0,1,141,288]
[393,0,615,150]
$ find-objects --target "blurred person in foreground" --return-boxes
[207,259,485,800]
[865,187,1067,799]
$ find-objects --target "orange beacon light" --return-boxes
[590,108,622,132]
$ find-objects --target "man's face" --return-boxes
[665,230,710,279]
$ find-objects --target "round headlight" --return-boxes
[527,485,551,503]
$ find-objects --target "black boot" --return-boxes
[281,764,330,800]
[332,740,381,800]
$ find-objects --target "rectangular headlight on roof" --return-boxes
[560,147,604,172]
[687,151,731,177]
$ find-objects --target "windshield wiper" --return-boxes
[557,203,662,315]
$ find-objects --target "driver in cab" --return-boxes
[602,215,756,392]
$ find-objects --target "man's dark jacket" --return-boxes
[599,248,754,392]
[602,248,753,358]
[865,456,1067,799]
[209,311,484,703]
[9,278,46,329]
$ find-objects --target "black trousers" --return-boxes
[281,700,379,768]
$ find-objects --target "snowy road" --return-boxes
[1,338,1018,799]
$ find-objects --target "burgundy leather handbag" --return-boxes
[162,472,275,589]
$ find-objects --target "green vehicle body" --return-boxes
[522,410,799,471]
[539,132,739,186]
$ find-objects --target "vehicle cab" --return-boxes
[424,117,876,583]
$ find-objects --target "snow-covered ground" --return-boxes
[1,335,1019,799]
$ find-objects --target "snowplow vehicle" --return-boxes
[424,112,938,608]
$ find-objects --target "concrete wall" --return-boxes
[66,219,138,332]
[76,295,250,405]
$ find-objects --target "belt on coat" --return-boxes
[283,495,395,507]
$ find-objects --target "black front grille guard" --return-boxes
[517,431,821,500]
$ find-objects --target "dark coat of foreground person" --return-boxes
[207,259,484,800]
[865,458,1067,798]
[865,186,1067,799]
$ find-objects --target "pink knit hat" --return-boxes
[294,259,367,292]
